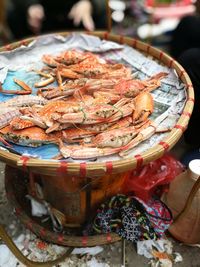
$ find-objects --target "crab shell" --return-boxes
[0,126,61,147]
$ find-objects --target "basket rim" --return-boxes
[0,31,194,176]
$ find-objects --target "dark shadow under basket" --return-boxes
[5,165,121,247]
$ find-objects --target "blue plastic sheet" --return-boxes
[0,70,60,159]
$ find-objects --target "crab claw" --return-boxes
[133,92,154,125]
[57,66,83,79]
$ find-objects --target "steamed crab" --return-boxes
[0,48,170,160]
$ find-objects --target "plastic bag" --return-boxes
[122,153,184,201]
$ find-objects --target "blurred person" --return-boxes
[169,1,200,147]
[178,48,200,147]
[170,0,200,59]
[0,0,12,43]
[7,0,107,40]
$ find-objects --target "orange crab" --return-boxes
[114,72,168,97]
[0,126,61,147]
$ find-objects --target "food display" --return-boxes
[0,33,188,162]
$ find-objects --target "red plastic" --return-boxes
[145,0,193,8]
[122,153,184,201]
[144,0,195,21]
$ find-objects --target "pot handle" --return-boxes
[0,224,73,267]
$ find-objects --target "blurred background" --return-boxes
[0,0,197,53]
[109,0,196,52]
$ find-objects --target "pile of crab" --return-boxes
[0,50,168,160]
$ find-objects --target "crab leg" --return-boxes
[0,88,31,95]
[119,110,170,157]
[58,67,83,79]
[14,78,32,92]
[59,140,121,159]
[59,122,149,159]
[45,122,71,134]
[19,115,47,129]
[61,119,125,143]
[58,98,133,125]
[0,80,32,95]
[33,69,55,88]
[119,122,157,157]
[109,116,133,130]
[106,99,135,123]
[56,69,63,88]
[61,120,116,141]
[59,111,170,160]
[85,78,119,92]
[62,127,98,142]
[37,87,75,99]
[59,127,154,159]
[34,75,55,88]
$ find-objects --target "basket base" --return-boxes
[4,165,120,247]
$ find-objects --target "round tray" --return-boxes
[0,31,194,177]
[5,165,121,247]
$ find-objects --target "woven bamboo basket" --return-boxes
[0,31,194,245]
[0,31,194,177]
